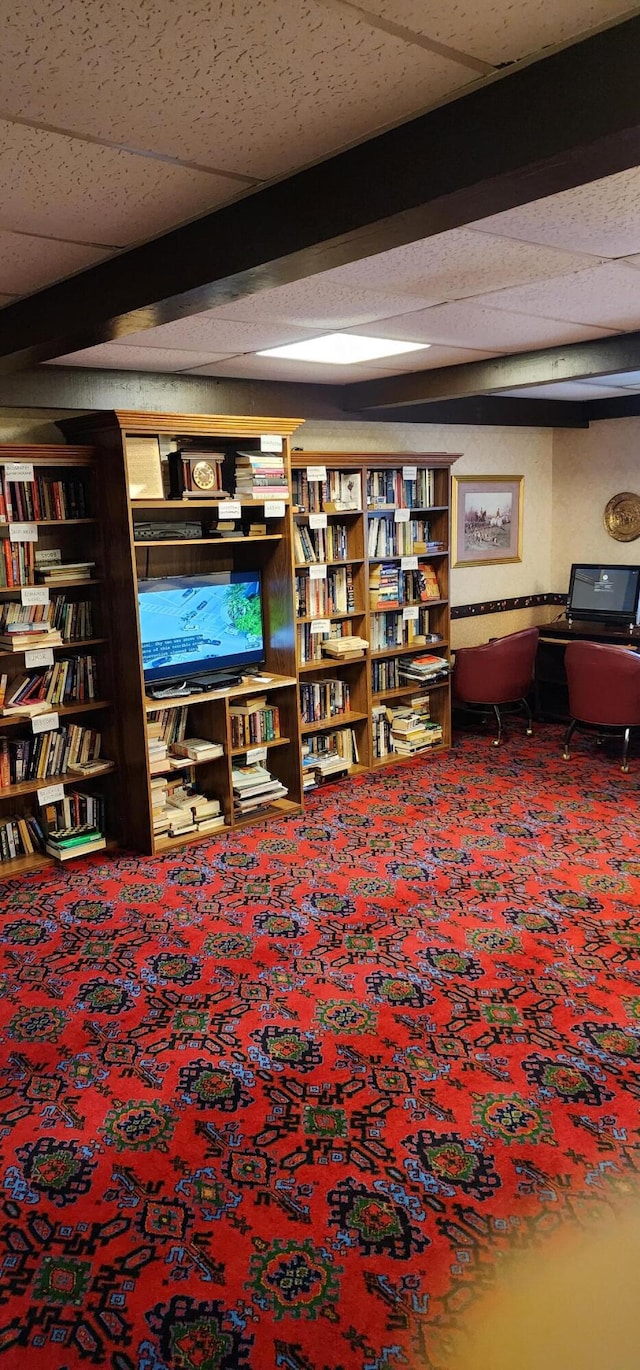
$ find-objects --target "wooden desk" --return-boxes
[536,617,640,720]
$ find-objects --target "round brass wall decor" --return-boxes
[603,491,640,542]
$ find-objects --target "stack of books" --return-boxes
[36,560,95,584]
[387,697,442,755]
[44,825,107,862]
[398,653,451,684]
[235,451,289,501]
[171,737,224,763]
[152,778,225,837]
[231,763,288,815]
[0,621,62,653]
[321,635,368,661]
[301,727,359,789]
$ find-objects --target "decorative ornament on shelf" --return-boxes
[603,491,640,542]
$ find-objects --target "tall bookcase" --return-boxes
[0,445,119,877]
[57,411,304,856]
[290,451,457,785]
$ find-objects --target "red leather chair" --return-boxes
[563,640,640,772]
[452,627,539,746]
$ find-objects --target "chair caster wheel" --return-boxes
[562,749,570,760]
[526,727,533,736]
[622,763,630,773]
[492,738,501,747]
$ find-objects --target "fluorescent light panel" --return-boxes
[256,332,430,364]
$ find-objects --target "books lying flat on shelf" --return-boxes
[45,830,107,862]
[151,778,224,837]
[36,562,95,583]
[398,653,451,683]
[235,451,289,500]
[231,762,288,813]
[0,626,63,650]
[170,738,224,761]
[321,636,369,660]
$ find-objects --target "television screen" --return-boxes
[567,563,640,623]
[138,572,265,684]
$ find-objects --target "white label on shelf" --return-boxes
[5,462,35,482]
[21,586,49,606]
[9,522,38,542]
[32,711,59,735]
[264,500,285,518]
[218,500,241,519]
[403,605,420,621]
[402,465,417,482]
[306,465,326,482]
[309,512,328,530]
[394,507,410,523]
[310,618,331,634]
[401,554,419,571]
[309,563,327,580]
[37,782,64,806]
[260,434,283,453]
[25,647,55,668]
[246,745,268,764]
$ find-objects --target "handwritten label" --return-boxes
[246,746,268,764]
[218,500,241,520]
[309,512,327,530]
[32,711,59,735]
[310,618,331,634]
[394,507,410,523]
[309,563,327,580]
[264,501,285,518]
[5,462,35,482]
[403,605,420,621]
[401,555,419,572]
[306,466,326,482]
[9,522,38,543]
[402,465,417,483]
[25,648,54,668]
[21,587,49,606]
[260,434,283,453]
[37,782,64,806]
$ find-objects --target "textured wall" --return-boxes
[552,417,640,590]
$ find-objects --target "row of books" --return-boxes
[367,468,435,509]
[230,699,280,748]
[300,677,350,724]
[232,762,288,815]
[371,659,399,693]
[235,451,288,500]
[293,522,350,564]
[369,563,441,608]
[0,723,103,786]
[147,706,189,768]
[0,655,98,713]
[302,727,359,790]
[151,775,225,837]
[297,621,353,664]
[370,608,431,651]
[292,470,362,513]
[295,565,356,618]
[0,475,89,523]
[368,517,439,559]
[41,789,106,836]
[0,539,35,587]
[0,598,95,642]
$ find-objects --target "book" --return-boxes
[45,835,107,862]
[170,738,224,761]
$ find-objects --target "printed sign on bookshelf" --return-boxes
[218,501,241,520]
[309,563,327,580]
[37,782,65,806]
[246,746,268,764]
[264,501,285,518]
[403,605,420,621]
[32,711,59,735]
[25,648,55,668]
[21,587,49,606]
[260,435,283,453]
[4,462,34,482]
[306,466,326,482]
[394,508,410,523]
[310,618,331,634]
[309,512,328,530]
[402,465,418,482]
[9,523,38,542]
[401,555,418,571]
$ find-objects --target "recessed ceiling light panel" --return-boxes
[257,332,429,364]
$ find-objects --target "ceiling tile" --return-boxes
[474,168,640,259]
[192,281,438,328]
[184,355,411,384]
[477,262,640,329]
[363,343,498,369]
[0,122,240,248]
[585,369,640,388]
[499,382,632,400]
[347,304,615,351]
[119,318,328,353]
[309,227,598,303]
[0,231,109,295]
[1,0,473,180]
[47,344,236,372]
[357,0,634,64]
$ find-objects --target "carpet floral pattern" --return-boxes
[0,730,638,1369]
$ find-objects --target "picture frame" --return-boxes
[452,475,524,567]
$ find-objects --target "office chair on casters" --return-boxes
[563,640,640,772]
[452,628,539,746]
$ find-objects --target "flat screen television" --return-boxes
[137,571,265,687]
[567,563,640,625]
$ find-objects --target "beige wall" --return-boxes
[0,409,66,444]
[300,419,554,646]
[552,417,640,590]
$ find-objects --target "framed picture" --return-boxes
[452,475,524,567]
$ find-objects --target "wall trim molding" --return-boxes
[451,592,566,620]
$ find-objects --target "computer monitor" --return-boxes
[137,571,265,686]
[567,563,640,625]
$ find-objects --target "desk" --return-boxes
[536,617,640,720]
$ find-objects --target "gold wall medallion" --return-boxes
[604,491,640,542]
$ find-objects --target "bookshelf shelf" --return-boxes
[373,678,450,702]
[153,825,231,853]
[0,518,96,527]
[295,558,364,570]
[369,552,447,563]
[372,744,446,768]
[133,535,282,548]
[0,578,101,596]
[144,673,297,712]
[0,638,108,662]
[230,735,291,758]
[0,760,115,802]
[371,599,447,613]
[0,699,111,730]
[296,611,365,625]
[370,639,448,660]
[301,710,368,736]
[232,797,302,829]
[132,498,289,510]
[294,509,362,520]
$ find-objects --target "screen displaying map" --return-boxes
[138,573,264,682]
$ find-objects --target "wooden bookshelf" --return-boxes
[0,443,120,878]
[57,412,304,855]
[291,452,458,778]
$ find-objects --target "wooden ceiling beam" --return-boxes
[1,17,640,372]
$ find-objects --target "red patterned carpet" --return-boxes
[0,728,638,1370]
